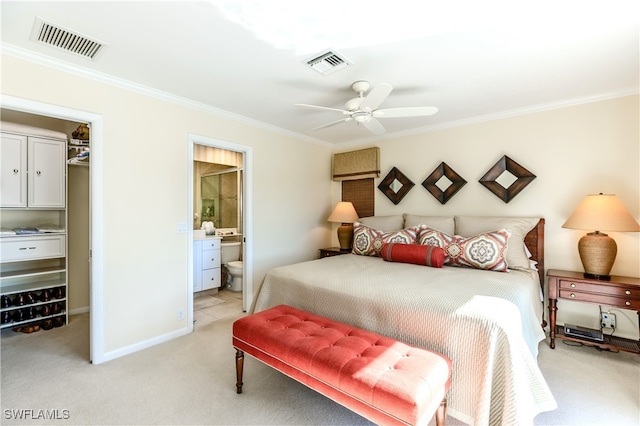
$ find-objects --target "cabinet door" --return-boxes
[28,137,66,208]
[0,132,28,207]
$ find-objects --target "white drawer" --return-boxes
[202,268,220,290]
[202,249,221,269]
[1,235,66,262]
[202,239,220,250]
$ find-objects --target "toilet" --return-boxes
[226,261,243,292]
[220,241,243,292]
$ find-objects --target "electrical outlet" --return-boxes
[177,309,184,321]
[601,312,616,329]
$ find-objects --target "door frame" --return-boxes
[1,94,105,364]
[188,134,253,319]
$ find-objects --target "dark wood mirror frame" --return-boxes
[479,155,536,203]
[422,162,467,204]
[378,167,414,205]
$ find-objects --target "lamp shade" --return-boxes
[562,194,640,232]
[562,193,639,280]
[327,202,359,223]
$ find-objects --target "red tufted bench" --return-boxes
[232,305,452,426]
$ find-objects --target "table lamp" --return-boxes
[562,193,640,280]
[327,202,359,251]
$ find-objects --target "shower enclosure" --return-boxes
[200,168,241,230]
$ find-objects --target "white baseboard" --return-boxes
[100,326,192,363]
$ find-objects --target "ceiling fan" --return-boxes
[295,80,438,135]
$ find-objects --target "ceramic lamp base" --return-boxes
[578,231,616,280]
[337,223,354,251]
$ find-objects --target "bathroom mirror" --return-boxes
[200,169,240,229]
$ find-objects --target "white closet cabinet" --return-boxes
[1,123,68,331]
[1,133,66,208]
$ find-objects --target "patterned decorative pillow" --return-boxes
[418,227,511,272]
[352,223,420,256]
[381,243,445,268]
[454,216,539,271]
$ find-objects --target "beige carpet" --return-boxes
[1,312,639,425]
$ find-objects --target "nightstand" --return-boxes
[547,269,640,354]
[319,247,351,258]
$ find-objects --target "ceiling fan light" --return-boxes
[352,111,370,123]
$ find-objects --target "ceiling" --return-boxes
[1,1,638,145]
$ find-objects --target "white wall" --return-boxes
[333,95,640,338]
[1,54,333,359]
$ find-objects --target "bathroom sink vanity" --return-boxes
[193,235,221,292]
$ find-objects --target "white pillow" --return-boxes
[403,214,454,235]
[358,215,404,232]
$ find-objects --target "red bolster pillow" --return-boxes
[381,243,445,268]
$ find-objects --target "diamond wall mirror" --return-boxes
[378,167,414,205]
[479,155,536,203]
[422,162,467,204]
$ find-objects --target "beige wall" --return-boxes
[333,95,640,338]
[3,51,638,354]
[1,54,333,357]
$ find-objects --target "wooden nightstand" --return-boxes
[319,247,351,258]
[547,269,640,354]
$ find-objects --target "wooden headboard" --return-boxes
[524,218,545,293]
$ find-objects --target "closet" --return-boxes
[1,116,90,335]
[1,122,68,330]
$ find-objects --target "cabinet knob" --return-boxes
[13,168,19,174]
[626,290,631,295]
[570,293,576,298]
[626,301,631,306]
[570,283,576,288]
[36,170,42,175]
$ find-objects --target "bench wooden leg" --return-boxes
[235,349,244,394]
[435,397,447,426]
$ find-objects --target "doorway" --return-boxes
[188,134,253,320]
[1,95,104,363]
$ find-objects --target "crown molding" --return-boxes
[314,88,640,148]
[3,43,636,149]
[1,43,330,147]
[386,87,640,140]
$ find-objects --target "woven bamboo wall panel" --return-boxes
[342,178,374,218]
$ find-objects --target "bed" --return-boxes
[252,215,557,425]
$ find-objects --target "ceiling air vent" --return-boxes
[303,50,352,75]
[29,17,107,60]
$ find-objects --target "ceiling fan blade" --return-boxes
[295,104,349,114]
[373,106,439,118]
[359,83,393,111]
[361,117,386,135]
[313,117,352,131]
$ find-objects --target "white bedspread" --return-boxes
[253,254,557,425]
